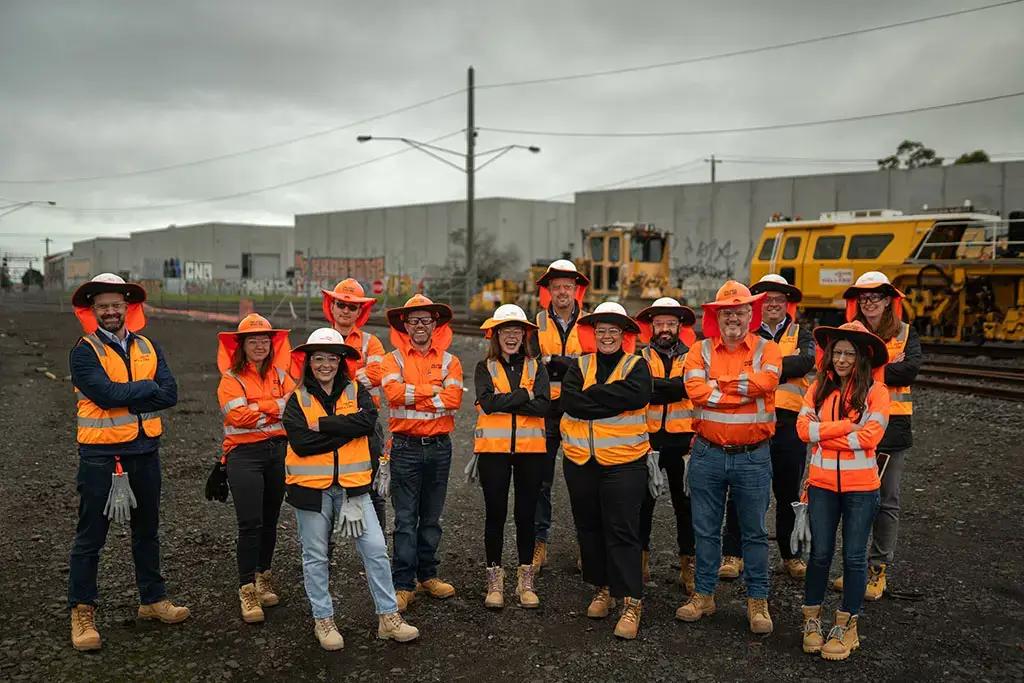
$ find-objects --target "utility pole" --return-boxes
[704,154,722,184]
[42,237,52,257]
[465,65,476,314]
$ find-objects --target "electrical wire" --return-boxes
[479,1,1024,89]
[480,90,1024,138]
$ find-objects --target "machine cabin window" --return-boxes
[782,237,801,260]
[589,236,604,261]
[848,234,894,259]
[630,234,664,263]
[813,236,846,260]
[757,237,777,260]
[608,236,621,262]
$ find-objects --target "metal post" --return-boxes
[465,65,475,317]
[304,249,312,324]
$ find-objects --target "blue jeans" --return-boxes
[389,434,452,591]
[689,437,773,599]
[805,485,880,616]
[294,485,397,619]
[68,452,165,608]
[534,419,561,543]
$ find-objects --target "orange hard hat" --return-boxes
[321,278,375,327]
[700,280,765,339]
[216,314,291,374]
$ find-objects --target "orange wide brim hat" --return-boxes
[700,281,765,339]
[216,314,291,374]
[321,278,375,328]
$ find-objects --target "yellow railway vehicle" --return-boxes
[749,208,1024,344]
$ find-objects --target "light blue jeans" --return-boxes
[294,485,398,619]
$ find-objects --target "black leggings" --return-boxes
[226,438,287,586]
[639,446,695,555]
[478,453,546,566]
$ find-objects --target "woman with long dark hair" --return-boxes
[796,320,890,661]
[467,304,550,610]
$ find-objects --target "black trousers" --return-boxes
[564,455,647,600]
[226,438,286,586]
[723,420,805,559]
[478,453,546,566]
[640,444,695,556]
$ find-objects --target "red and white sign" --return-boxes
[371,279,385,295]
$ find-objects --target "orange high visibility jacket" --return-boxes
[218,364,296,455]
[381,347,464,437]
[774,322,816,413]
[885,322,912,416]
[285,382,372,489]
[345,328,385,407]
[560,354,650,466]
[683,333,782,447]
[75,333,162,445]
[796,381,890,493]
[474,358,546,454]
[641,346,694,434]
[536,308,584,400]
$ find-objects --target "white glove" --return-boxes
[336,492,366,539]
[464,454,479,483]
[646,451,666,499]
[103,471,137,524]
[790,501,811,555]
[683,453,691,498]
[373,460,391,498]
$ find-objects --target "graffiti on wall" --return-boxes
[675,236,744,302]
[293,253,386,290]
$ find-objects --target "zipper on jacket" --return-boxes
[832,394,841,493]
[118,336,146,432]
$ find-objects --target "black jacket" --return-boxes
[878,325,922,452]
[560,350,652,421]
[474,354,551,454]
[645,341,693,453]
[758,317,815,424]
[282,366,377,509]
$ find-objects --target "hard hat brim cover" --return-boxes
[72,280,147,308]
[749,279,802,302]
[635,304,697,326]
[385,298,454,331]
[813,324,889,369]
[577,310,640,334]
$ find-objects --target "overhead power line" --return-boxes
[481,89,1024,138]
[479,0,1024,89]
[0,90,465,185]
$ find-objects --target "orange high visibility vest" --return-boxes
[75,333,163,445]
[560,354,650,466]
[885,322,912,416]
[220,366,290,454]
[474,358,546,454]
[773,322,815,413]
[285,383,372,489]
[382,348,461,436]
[641,346,694,434]
[536,309,584,401]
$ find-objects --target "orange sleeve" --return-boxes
[819,383,891,451]
[796,382,817,443]
[381,352,438,406]
[684,342,756,408]
[716,340,782,398]
[358,334,386,388]
[413,353,464,412]
[218,375,266,428]
[255,372,297,418]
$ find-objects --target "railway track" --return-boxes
[916,362,1024,402]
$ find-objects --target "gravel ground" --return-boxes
[1,308,1022,682]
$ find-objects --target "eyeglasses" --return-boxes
[497,327,524,337]
[334,301,361,312]
[594,327,622,338]
[858,293,888,304]
[310,353,341,364]
[719,309,750,320]
[832,350,858,359]
[405,317,435,328]
[763,295,788,305]
[243,337,271,346]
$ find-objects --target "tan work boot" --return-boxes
[747,598,773,634]
[782,558,807,579]
[531,540,548,574]
[821,610,859,661]
[254,571,279,607]
[675,593,716,622]
[313,617,344,651]
[417,578,456,599]
[484,566,504,610]
[238,584,265,624]
[832,574,844,591]
[516,565,539,609]
[718,556,743,579]
[137,599,190,624]
[395,590,416,613]
[378,612,419,642]
[613,597,643,640]
[70,604,102,652]
[864,564,887,601]
[641,550,650,584]
[678,555,696,595]
[586,586,617,618]
[801,605,825,653]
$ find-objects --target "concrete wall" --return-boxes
[70,237,133,278]
[128,223,293,281]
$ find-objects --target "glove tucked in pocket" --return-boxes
[205,461,230,503]
[104,456,137,523]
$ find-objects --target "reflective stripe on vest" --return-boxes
[694,337,776,430]
[75,334,163,445]
[560,353,650,466]
[641,346,694,434]
[805,383,886,492]
[886,322,913,416]
[285,382,371,489]
[474,358,546,454]
[387,348,457,433]
[221,367,289,445]
[536,309,583,401]
[774,323,815,413]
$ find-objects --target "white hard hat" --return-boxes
[593,301,628,316]
[547,258,578,273]
[651,296,682,308]
[580,300,640,332]
[293,327,359,358]
[853,271,891,287]
[537,258,590,288]
[481,303,537,333]
[91,273,128,285]
[757,274,789,285]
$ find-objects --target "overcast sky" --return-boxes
[2,0,1023,260]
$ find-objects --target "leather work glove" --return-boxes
[790,501,811,556]
[204,462,230,502]
[373,459,391,498]
[464,454,479,484]
[683,453,691,498]
[646,451,666,499]
[336,491,366,539]
[103,459,137,524]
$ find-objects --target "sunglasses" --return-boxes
[405,317,435,328]
[858,293,888,304]
[333,301,361,312]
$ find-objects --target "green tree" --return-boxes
[877,140,944,169]
[953,149,990,164]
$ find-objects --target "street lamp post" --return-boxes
[358,66,540,315]
[0,200,56,220]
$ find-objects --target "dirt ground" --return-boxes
[0,307,1022,682]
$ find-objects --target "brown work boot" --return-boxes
[484,566,504,610]
[641,550,650,584]
[747,598,773,634]
[675,592,716,622]
[781,558,807,579]
[70,604,101,652]
[313,617,344,651]
[613,597,643,640]
[395,590,416,613]
[718,556,743,579]
[377,612,419,642]
[238,584,265,624]
[137,599,190,624]
[516,565,539,609]
[864,564,887,601]
[255,571,279,607]
[531,540,548,574]
[832,574,844,591]
[801,605,825,654]
[417,578,456,599]
[586,586,617,618]
[821,610,860,661]
[678,555,696,595]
